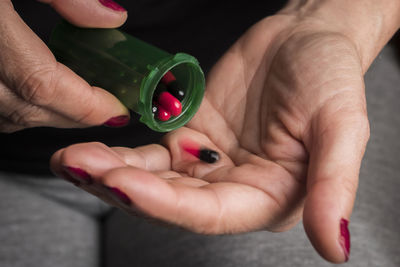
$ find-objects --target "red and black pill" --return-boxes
[157,91,182,116]
[153,83,181,120]
[153,71,186,121]
[156,104,171,121]
[161,71,185,101]
[183,144,220,164]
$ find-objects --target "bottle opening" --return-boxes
[139,53,205,132]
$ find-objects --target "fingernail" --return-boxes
[104,115,130,127]
[339,218,351,262]
[99,0,126,12]
[106,186,131,205]
[64,166,93,185]
[60,172,81,186]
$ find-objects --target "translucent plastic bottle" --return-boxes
[49,21,205,132]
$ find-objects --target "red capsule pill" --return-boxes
[161,71,176,84]
[156,105,171,121]
[158,91,182,116]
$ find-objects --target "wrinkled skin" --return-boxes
[0,0,129,132]
[51,14,370,263]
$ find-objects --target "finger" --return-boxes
[51,147,128,210]
[0,116,24,133]
[0,4,130,128]
[50,142,174,212]
[50,142,125,180]
[303,107,370,263]
[166,177,209,187]
[17,63,131,127]
[50,142,301,233]
[112,145,171,171]
[38,0,127,28]
[163,127,235,178]
[50,142,206,212]
[0,79,101,129]
[100,166,274,234]
[50,142,172,179]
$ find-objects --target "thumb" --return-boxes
[303,106,370,263]
[38,0,127,28]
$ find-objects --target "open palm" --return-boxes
[51,14,369,263]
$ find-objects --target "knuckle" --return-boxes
[7,104,44,127]
[75,103,98,125]
[341,177,358,198]
[0,124,21,133]
[351,111,370,144]
[0,118,23,133]
[17,63,59,106]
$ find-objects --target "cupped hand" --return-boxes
[51,12,370,263]
[0,0,129,132]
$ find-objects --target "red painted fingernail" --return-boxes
[99,0,126,12]
[158,91,182,116]
[64,166,93,185]
[60,171,81,186]
[104,115,130,127]
[106,186,131,205]
[339,218,351,262]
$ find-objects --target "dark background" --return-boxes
[0,0,285,174]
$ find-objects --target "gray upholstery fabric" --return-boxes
[0,43,399,267]
[0,174,107,267]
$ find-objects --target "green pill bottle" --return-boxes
[49,21,205,132]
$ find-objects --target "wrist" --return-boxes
[280,0,400,71]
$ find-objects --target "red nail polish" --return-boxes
[64,166,93,185]
[99,0,126,12]
[104,115,130,127]
[60,171,81,186]
[158,91,182,116]
[339,218,351,261]
[106,186,131,205]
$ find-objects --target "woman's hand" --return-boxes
[51,0,400,263]
[0,0,129,132]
